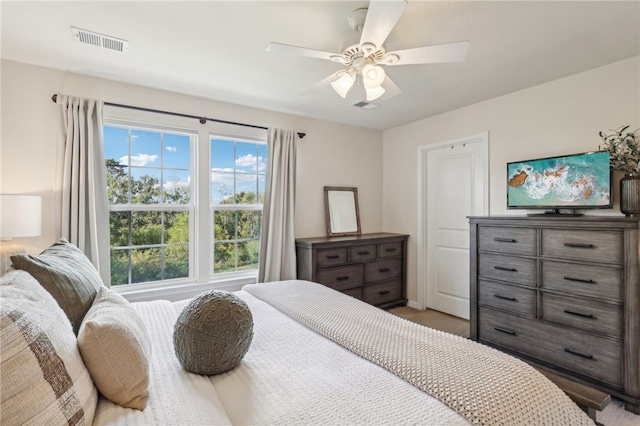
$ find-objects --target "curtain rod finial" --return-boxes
[51,94,58,103]
[199,117,207,125]
[297,132,306,139]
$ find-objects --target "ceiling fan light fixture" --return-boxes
[365,84,385,101]
[362,64,385,88]
[330,72,356,98]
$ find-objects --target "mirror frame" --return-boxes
[324,186,361,237]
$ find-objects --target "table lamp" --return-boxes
[0,194,42,274]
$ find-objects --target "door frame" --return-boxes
[416,132,489,310]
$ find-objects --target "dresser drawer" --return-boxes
[541,229,623,265]
[378,241,403,258]
[317,264,363,290]
[342,287,363,300]
[317,248,348,267]
[363,280,402,306]
[541,293,622,338]
[541,261,623,302]
[364,258,402,283]
[349,245,376,262]
[479,308,622,387]
[478,280,535,317]
[478,253,535,286]
[478,226,536,256]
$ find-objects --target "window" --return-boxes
[210,137,266,274]
[104,124,194,285]
[103,115,267,288]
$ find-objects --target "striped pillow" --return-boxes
[0,270,97,426]
[10,238,103,334]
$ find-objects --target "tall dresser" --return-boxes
[468,216,640,413]
[296,233,408,309]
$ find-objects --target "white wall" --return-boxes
[0,59,383,256]
[383,56,640,303]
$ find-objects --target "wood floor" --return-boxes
[388,306,470,338]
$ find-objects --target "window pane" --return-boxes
[131,247,161,283]
[163,170,191,204]
[131,211,161,246]
[131,130,161,168]
[163,133,190,169]
[109,211,130,247]
[110,249,129,286]
[106,162,130,204]
[165,245,189,279]
[131,168,161,203]
[104,126,129,165]
[214,242,235,274]
[165,211,189,244]
[258,175,265,203]
[214,210,236,241]
[210,139,235,172]
[235,174,258,204]
[235,142,258,173]
[238,211,261,240]
[237,241,259,271]
[257,144,267,174]
[211,171,234,205]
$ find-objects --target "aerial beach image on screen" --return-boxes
[507,151,611,207]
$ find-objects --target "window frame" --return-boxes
[103,107,268,296]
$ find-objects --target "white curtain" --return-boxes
[258,128,297,282]
[57,95,110,285]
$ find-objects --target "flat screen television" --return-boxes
[507,151,612,215]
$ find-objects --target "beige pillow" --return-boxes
[78,286,151,410]
[10,238,103,334]
[0,270,97,425]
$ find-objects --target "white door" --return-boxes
[419,133,488,319]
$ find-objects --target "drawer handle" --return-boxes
[494,326,516,335]
[564,242,594,249]
[564,309,594,319]
[358,251,371,255]
[494,266,517,272]
[494,294,517,302]
[563,276,595,284]
[379,268,391,273]
[336,276,349,281]
[564,348,593,360]
[326,255,340,259]
[378,290,390,295]
[494,238,517,243]
[385,248,397,252]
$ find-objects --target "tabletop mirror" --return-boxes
[324,186,361,237]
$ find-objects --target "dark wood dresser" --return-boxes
[296,233,408,309]
[469,216,640,413]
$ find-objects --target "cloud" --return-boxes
[166,146,177,152]
[236,154,267,172]
[119,154,158,167]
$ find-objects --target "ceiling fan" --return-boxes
[266,0,470,102]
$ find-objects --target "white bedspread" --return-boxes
[94,288,468,425]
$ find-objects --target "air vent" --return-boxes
[351,100,380,110]
[71,27,129,53]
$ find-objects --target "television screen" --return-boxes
[507,151,612,210]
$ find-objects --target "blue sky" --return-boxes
[103,126,266,204]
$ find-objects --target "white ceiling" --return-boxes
[2,1,639,130]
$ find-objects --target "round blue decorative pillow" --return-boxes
[173,290,253,375]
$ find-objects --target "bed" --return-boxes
[2,243,595,426]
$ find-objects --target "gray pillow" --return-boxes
[174,290,253,375]
[11,238,103,334]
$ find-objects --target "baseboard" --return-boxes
[406,300,421,310]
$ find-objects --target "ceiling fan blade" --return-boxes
[266,42,344,63]
[380,75,402,101]
[385,41,470,66]
[359,0,407,52]
[300,71,343,96]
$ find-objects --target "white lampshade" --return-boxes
[365,85,386,101]
[362,64,386,88]
[0,194,42,239]
[330,72,356,98]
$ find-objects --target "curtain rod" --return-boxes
[51,94,306,139]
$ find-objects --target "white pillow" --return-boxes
[78,286,151,410]
[0,270,97,425]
